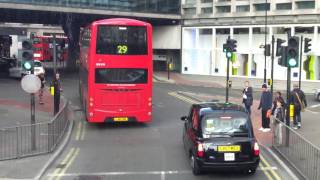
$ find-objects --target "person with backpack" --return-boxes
[290,84,307,129]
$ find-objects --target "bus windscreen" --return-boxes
[96,25,147,55]
[95,68,148,84]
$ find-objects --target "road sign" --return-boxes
[21,74,41,93]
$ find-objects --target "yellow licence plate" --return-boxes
[113,117,128,122]
[218,145,241,152]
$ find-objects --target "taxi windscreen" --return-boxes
[202,116,249,136]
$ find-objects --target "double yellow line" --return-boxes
[168,92,198,104]
[75,121,86,141]
[168,91,281,180]
[260,155,281,180]
[48,147,80,180]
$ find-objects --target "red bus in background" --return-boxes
[79,18,153,123]
[32,36,68,62]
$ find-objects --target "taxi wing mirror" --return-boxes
[180,116,188,121]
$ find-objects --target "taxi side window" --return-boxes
[192,109,199,130]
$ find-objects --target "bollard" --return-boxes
[290,104,294,122]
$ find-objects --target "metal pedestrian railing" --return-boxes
[271,117,320,180]
[0,101,70,160]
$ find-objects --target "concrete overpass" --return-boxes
[0,0,181,70]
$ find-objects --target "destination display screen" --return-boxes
[96,25,147,55]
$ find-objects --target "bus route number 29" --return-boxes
[117,45,128,54]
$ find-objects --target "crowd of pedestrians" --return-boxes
[242,81,307,132]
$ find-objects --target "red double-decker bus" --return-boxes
[79,18,153,123]
[33,36,68,62]
[32,36,51,61]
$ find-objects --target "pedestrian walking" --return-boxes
[242,81,253,115]
[272,91,285,115]
[52,72,62,115]
[258,84,272,132]
[290,84,307,129]
[38,73,45,104]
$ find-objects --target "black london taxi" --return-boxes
[181,102,260,175]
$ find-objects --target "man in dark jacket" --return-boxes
[242,81,253,115]
[258,84,272,132]
[290,84,307,129]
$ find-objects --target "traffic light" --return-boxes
[278,46,287,67]
[223,43,232,58]
[286,36,299,68]
[223,37,237,59]
[21,39,34,71]
[276,38,285,56]
[228,39,237,52]
[304,38,311,53]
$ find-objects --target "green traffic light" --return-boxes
[288,58,297,67]
[226,52,232,58]
[23,61,32,70]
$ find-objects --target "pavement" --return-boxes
[154,71,319,94]
[154,71,320,148]
[0,77,69,180]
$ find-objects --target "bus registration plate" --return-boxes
[113,117,128,122]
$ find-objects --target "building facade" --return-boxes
[181,0,320,81]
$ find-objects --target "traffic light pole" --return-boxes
[30,37,36,151]
[53,35,57,75]
[285,66,291,147]
[226,56,230,103]
[299,36,303,89]
[271,35,275,97]
[31,93,36,150]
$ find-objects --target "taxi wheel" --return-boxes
[190,154,201,175]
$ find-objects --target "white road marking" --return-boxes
[305,109,319,114]
[47,170,191,177]
[161,171,165,180]
[310,104,320,108]
[258,166,278,171]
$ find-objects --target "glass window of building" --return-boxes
[236,5,250,12]
[201,0,212,3]
[184,8,197,15]
[201,7,213,14]
[216,6,231,13]
[276,3,292,10]
[254,3,270,11]
[296,1,315,9]
[186,0,196,5]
